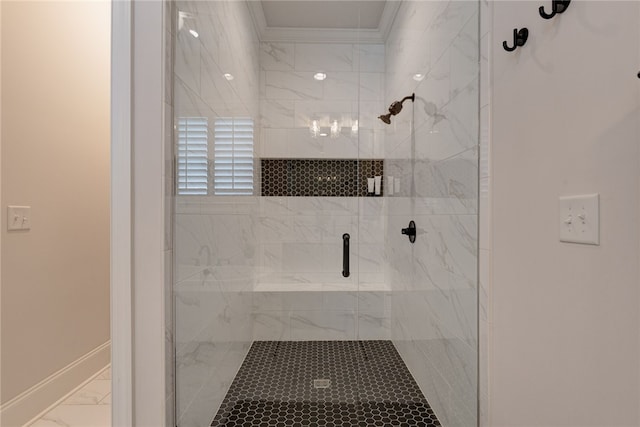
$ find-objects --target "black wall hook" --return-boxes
[503,28,529,52]
[539,0,571,19]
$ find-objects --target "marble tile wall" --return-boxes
[259,41,385,159]
[253,197,389,341]
[173,1,259,425]
[385,2,479,427]
[255,41,389,342]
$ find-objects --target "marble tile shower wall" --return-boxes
[254,41,390,342]
[385,2,479,427]
[259,41,386,159]
[173,1,259,426]
[253,197,390,341]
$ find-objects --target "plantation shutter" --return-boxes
[214,117,254,195]
[177,117,208,195]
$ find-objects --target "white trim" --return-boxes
[259,27,384,43]
[0,342,111,427]
[131,1,167,425]
[111,1,134,426]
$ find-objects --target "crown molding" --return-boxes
[260,27,384,43]
[247,0,398,44]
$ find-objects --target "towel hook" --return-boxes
[539,0,571,19]
[503,28,529,52]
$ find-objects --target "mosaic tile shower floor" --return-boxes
[211,341,441,427]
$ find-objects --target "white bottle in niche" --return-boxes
[374,176,382,195]
[367,177,375,194]
[387,176,394,195]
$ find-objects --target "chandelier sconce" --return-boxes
[330,120,340,139]
[309,119,320,138]
[309,118,358,139]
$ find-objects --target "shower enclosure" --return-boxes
[173,1,479,425]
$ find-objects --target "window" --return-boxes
[177,117,209,195]
[213,117,254,195]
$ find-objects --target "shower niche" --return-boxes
[261,159,384,197]
[173,1,479,426]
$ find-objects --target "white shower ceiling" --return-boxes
[252,1,398,43]
[260,0,387,29]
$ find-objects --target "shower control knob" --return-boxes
[401,220,417,244]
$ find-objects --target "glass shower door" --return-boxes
[376,1,480,426]
[172,1,480,426]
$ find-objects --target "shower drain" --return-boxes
[313,379,331,389]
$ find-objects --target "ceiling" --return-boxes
[260,1,387,30]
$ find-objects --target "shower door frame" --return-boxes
[111,0,171,425]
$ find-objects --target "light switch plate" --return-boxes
[559,194,599,245]
[7,206,31,231]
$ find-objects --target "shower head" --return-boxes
[378,93,415,124]
[378,113,392,124]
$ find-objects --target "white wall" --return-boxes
[491,1,640,425]
[0,0,110,419]
[386,2,479,426]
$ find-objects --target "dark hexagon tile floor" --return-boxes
[211,341,441,427]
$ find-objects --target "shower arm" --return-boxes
[399,94,415,105]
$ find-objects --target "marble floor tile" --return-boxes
[29,405,110,427]
[63,380,111,405]
[28,365,111,427]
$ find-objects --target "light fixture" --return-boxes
[330,120,340,139]
[189,29,199,38]
[319,132,328,137]
[310,120,320,138]
[314,72,327,81]
[351,120,359,137]
[224,73,234,81]
[413,73,425,81]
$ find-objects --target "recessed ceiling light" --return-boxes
[319,132,328,137]
[189,29,199,38]
[314,72,327,81]
[413,73,425,81]
[224,73,234,81]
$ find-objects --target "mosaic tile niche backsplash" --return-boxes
[261,159,384,197]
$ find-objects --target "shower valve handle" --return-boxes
[401,221,417,244]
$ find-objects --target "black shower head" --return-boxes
[378,93,415,124]
[378,113,392,124]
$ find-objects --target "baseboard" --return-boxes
[0,341,110,427]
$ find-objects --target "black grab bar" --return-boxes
[342,233,350,278]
